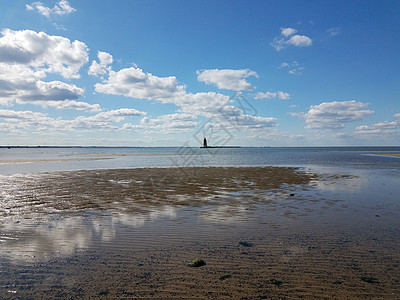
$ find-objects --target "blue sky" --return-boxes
[0,0,399,146]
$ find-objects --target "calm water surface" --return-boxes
[1,146,400,175]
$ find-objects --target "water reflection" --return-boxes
[314,173,367,193]
[0,206,177,263]
[0,166,369,263]
[199,205,251,224]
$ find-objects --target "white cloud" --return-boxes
[66,109,146,131]
[354,114,400,135]
[0,29,107,112]
[255,91,290,100]
[0,109,49,121]
[93,65,238,119]
[24,100,101,112]
[279,61,304,75]
[356,121,398,132]
[286,35,312,47]
[0,29,88,79]
[95,67,185,100]
[19,80,84,102]
[88,51,113,77]
[301,100,374,129]
[255,92,276,100]
[0,61,91,109]
[196,69,258,91]
[124,113,199,132]
[277,91,290,100]
[226,115,278,129]
[26,0,76,18]
[334,114,400,143]
[281,27,297,37]
[271,28,312,51]
[94,65,278,132]
[0,108,146,132]
[175,92,237,118]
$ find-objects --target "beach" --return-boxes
[1,163,400,299]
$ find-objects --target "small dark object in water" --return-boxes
[219,274,232,281]
[239,241,254,247]
[269,279,283,287]
[290,193,295,197]
[188,258,206,267]
[333,280,343,285]
[360,276,379,284]
[99,289,109,296]
[375,214,380,217]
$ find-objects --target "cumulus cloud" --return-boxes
[334,114,400,143]
[277,91,290,100]
[271,27,312,51]
[0,29,104,112]
[88,51,113,77]
[354,114,400,134]
[94,65,278,132]
[123,113,198,133]
[300,100,374,129]
[0,62,93,110]
[196,69,258,91]
[94,65,236,118]
[72,109,146,130]
[0,108,146,132]
[95,67,185,100]
[26,100,101,112]
[0,29,88,79]
[26,0,76,18]
[227,115,278,129]
[281,27,297,37]
[18,80,84,102]
[255,91,290,100]
[286,35,312,47]
[0,109,50,121]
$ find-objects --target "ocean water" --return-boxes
[1,146,400,175]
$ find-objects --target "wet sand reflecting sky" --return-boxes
[1,166,400,298]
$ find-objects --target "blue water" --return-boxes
[1,146,400,175]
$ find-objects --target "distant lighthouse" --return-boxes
[203,138,208,148]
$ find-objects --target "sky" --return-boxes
[0,0,399,147]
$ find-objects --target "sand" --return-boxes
[1,167,399,299]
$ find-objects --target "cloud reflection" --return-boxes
[0,205,177,263]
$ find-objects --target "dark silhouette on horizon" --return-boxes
[200,137,241,149]
[203,138,208,148]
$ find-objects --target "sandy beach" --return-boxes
[1,166,399,299]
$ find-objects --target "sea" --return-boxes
[1,146,400,175]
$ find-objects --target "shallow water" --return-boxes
[1,148,400,298]
[1,146,400,175]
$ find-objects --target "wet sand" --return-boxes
[1,167,399,299]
